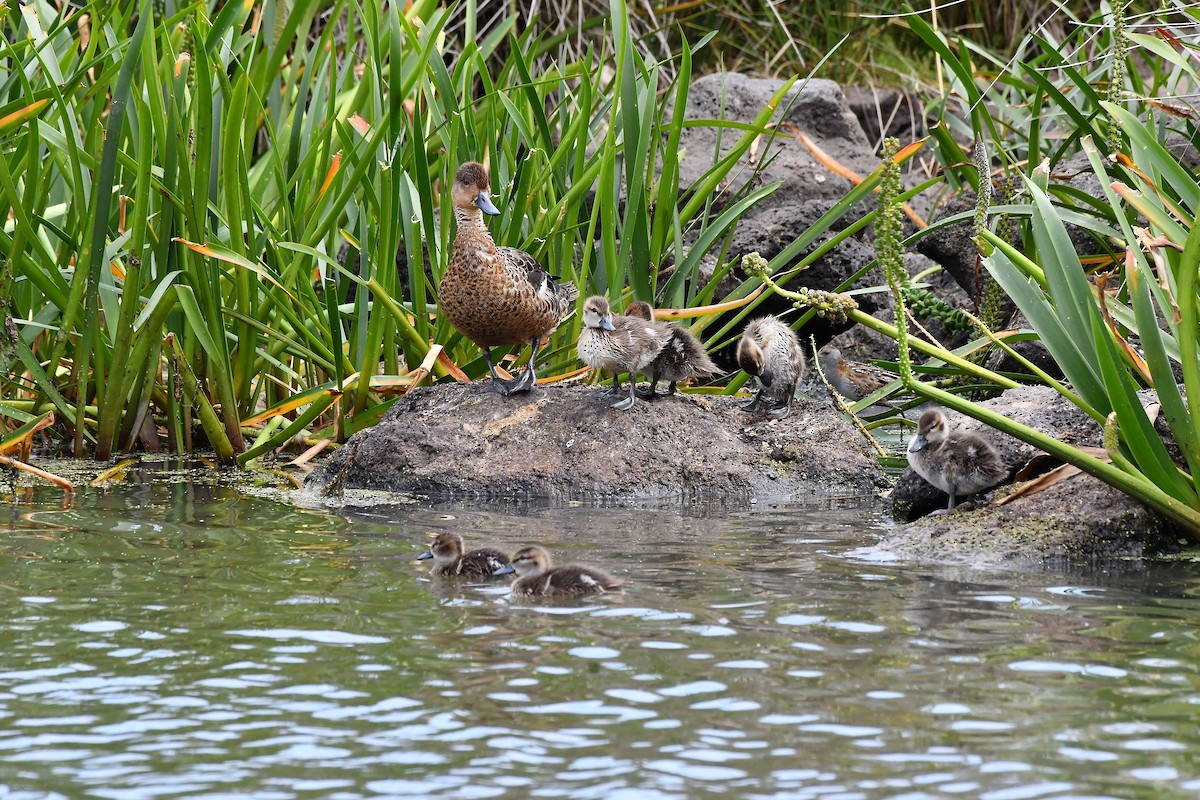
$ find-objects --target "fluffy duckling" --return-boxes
[907,408,1007,512]
[625,300,720,397]
[818,344,899,406]
[495,545,623,598]
[417,532,510,579]
[577,295,671,411]
[439,162,579,395]
[736,316,806,419]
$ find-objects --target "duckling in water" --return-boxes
[818,344,898,404]
[577,295,671,411]
[907,408,1007,512]
[417,532,510,579]
[736,316,806,419]
[495,545,623,598]
[438,162,579,395]
[625,300,720,397]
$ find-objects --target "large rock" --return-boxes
[674,74,887,319]
[307,383,888,502]
[875,385,1182,566]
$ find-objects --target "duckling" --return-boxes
[907,408,1007,512]
[625,300,720,397]
[439,161,579,395]
[417,532,510,579]
[495,545,623,598]
[577,295,671,411]
[818,344,899,407]
[736,316,806,419]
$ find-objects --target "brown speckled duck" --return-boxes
[417,532,510,579]
[495,545,623,598]
[438,162,579,394]
[577,295,671,411]
[818,344,898,405]
[625,300,720,397]
[736,316,806,419]
[907,408,1007,512]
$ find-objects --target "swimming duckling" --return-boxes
[439,162,579,395]
[417,532,510,579]
[577,295,671,411]
[736,316,806,419]
[625,300,720,397]
[818,344,899,407]
[495,545,623,598]
[907,408,1007,512]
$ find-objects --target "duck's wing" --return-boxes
[548,565,623,594]
[458,547,510,579]
[497,245,580,311]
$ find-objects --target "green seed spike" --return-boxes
[878,138,912,384]
[1106,0,1129,155]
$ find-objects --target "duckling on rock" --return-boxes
[495,545,623,598]
[818,344,900,409]
[625,300,720,397]
[438,161,579,395]
[736,316,806,419]
[907,408,1007,512]
[417,532,510,579]
[577,295,671,411]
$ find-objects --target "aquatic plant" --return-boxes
[0,0,782,464]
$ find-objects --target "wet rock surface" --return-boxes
[307,383,889,503]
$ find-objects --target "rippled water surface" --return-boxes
[2,463,1200,799]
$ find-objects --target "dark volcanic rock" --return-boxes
[307,383,888,502]
[872,472,1179,568]
[843,86,925,148]
[674,74,887,321]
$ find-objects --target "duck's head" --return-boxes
[495,545,552,578]
[418,532,464,564]
[736,334,770,385]
[909,408,949,453]
[452,162,501,216]
[624,300,654,321]
[582,296,616,331]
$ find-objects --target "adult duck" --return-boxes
[439,161,579,394]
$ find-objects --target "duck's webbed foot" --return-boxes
[611,380,637,411]
[766,386,797,419]
[484,378,517,395]
[481,348,518,395]
[740,389,764,412]
[637,376,661,399]
[506,366,537,394]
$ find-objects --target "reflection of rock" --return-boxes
[877,385,1181,566]
[307,383,888,502]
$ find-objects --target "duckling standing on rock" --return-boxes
[495,545,623,598]
[818,344,900,408]
[907,408,1007,512]
[625,300,720,397]
[417,532,510,579]
[736,316,806,419]
[577,295,671,411]
[438,162,579,395]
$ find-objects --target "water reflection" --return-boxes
[0,463,1197,798]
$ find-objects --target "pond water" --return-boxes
[1,461,1199,800]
